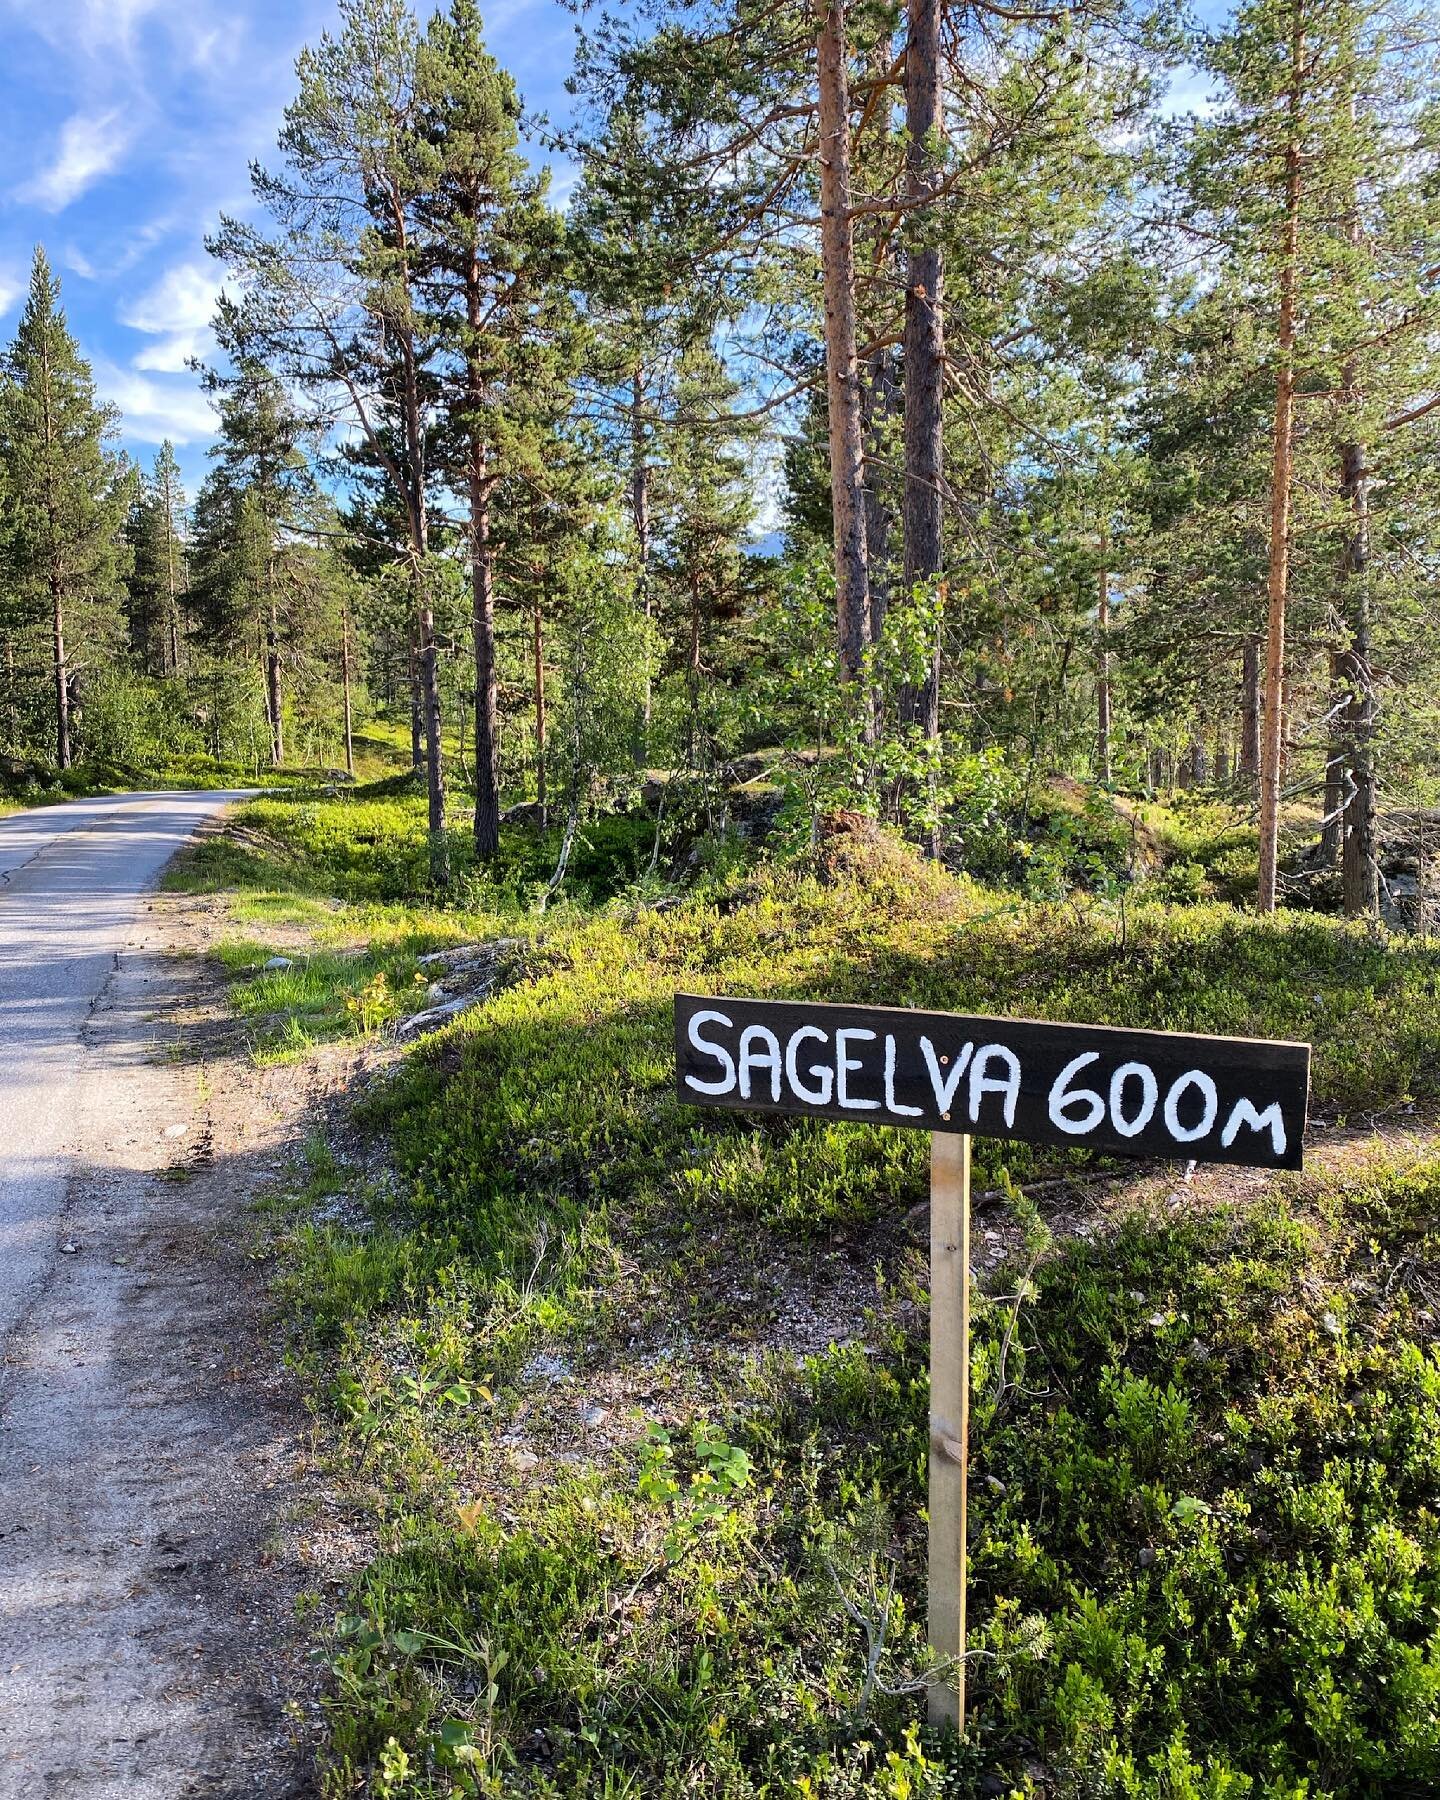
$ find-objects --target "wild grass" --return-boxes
[209,786,1440,1795]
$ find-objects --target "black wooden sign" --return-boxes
[675,994,1310,1169]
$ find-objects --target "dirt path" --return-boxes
[0,882,336,1799]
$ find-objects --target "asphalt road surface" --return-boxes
[0,792,248,1350]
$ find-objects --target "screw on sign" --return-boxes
[674,994,1311,1729]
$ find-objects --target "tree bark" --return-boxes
[815,0,869,684]
[1240,635,1261,785]
[1339,436,1378,917]
[1257,3,1304,915]
[533,589,547,832]
[631,365,654,759]
[341,601,355,778]
[1319,645,1344,866]
[1096,529,1112,784]
[901,0,944,740]
[266,596,283,768]
[408,625,423,771]
[164,462,181,677]
[52,573,70,770]
[687,567,703,769]
[470,462,500,860]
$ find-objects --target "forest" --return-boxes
[1,0,1436,911]
[4,0,1440,1793]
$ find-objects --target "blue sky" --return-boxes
[0,0,1226,498]
[0,0,580,495]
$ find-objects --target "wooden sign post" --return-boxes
[928,1129,970,1727]
[674,994,1310,1731]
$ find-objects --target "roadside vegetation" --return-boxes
[169,778,1440,1798]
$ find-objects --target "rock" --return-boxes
[580,1404,610,1428]
[163,1123,188,1139]
[1138,1546,1157,1568]
[511,1449,540,1471]
[416,938,521,971]
[261,955,293,972]
[394,994,483,1039]
[60,1240,79,1254]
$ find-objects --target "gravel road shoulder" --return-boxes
[0,884,355,1799]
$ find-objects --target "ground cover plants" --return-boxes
[181,783,1440,1798]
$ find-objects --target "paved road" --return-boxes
[0,792,249,1350]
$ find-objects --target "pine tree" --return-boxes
[191,359,312,765]
[209,0,451,880]
[124,441,189,679]
[415,0,569,859]
[0,247,129,768]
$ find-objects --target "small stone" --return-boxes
[261,955,292,971]
[164,1123,188,1139]
[511,1449,540,1471]
[60,1241,79,1255]
[1138,1546,1157,1568]
[1321,1310,1343,1338]
[1149,1312,1167,1328]
[580,1404,609,1428]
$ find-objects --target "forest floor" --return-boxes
[154,782,1440,1799]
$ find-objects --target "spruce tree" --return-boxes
[0,247,128,768]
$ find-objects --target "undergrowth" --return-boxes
[204,785,1440,1799]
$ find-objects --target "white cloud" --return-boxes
[18,109,134,212]
[119,258,217,370]
[93,358,216,445]
[0,263,23,320]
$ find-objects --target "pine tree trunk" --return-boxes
[631,367,653,759]
[1240,635,1261,785]
[815,0,869,684]
[861,344,898,646]
[1320,644,1344,866]
[419,585,448,884]
[409,626,423,770]
[1339,437,1379,917]
[1096,531,1112,784]
[533,591,547,833]
[1257,4,1304,915]
[341,602,354,778]
[4,638,16,755]
[52,573,70,770]
[166,502,180,677]
[470,459,500,861]
[687,568,703,769]
[901,0,944,740]
[266,597,283,767]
